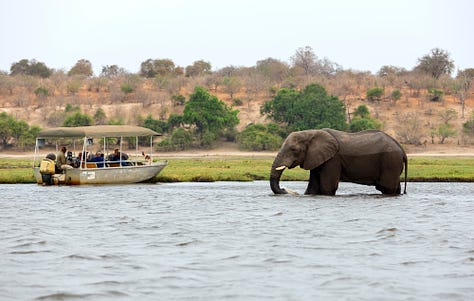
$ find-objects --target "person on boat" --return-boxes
[110,148,129,166]
[55,146,67,173]
[89,151,105,168]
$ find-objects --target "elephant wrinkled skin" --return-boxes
[270,129,407,195]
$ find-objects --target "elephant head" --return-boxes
[270,130,339,194]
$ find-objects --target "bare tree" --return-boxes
[291,46,316,76]
[414,48,454,79]
[395,112,426,145]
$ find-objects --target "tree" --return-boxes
[438,108,458,125]
[256,58,289,83]
[185,60,211,77]
[261,83,347,131]
[100,65,127,78]
[462,112,474,135]
[68,59,93,77]
[377,65,408,77]
[63,112,93,127]
[0,112,39,149]
[183,87,239,145]
[222,76,241,99]
[140,58,180,78]
[291,46,317,76]
[290,46,340,77]
[93,108,107,125]
[366,87,384,101]
[237,123,283,151]
[0,112,15,146]
[437,124,456,144]
[10,59,52,78]
[142,114,169,134]
[395,112,425,145]
[348,105,382,132]
[391,89,402,102]
[456,68,474,118]
[158,128,193,151]
[414,48,454,79]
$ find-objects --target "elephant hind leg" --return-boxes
[376,182,401,195]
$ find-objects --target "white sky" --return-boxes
[0,0,472,75]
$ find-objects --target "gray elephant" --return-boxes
[270,129,407,195]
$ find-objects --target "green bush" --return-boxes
[158,128,193,151]
[34,86,49,97]
[232,98,243,106]
[391,89,402,101]
[349,118,382,132]
[172,94,186,106]
[238,124,283,151]
[63,112,93,127]
[428,88,444,102]
[349,105,382,132]
[366,87,384,101]
[261,83,347,131]
[121,83,134,94]
[200,131,217,149]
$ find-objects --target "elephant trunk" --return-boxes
[270,159,288,194]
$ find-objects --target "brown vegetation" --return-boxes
[1,57,473,152]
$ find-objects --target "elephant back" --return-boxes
[324,129,401,156]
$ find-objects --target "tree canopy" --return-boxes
[415,48,454,79]
[10,59,52,78]
[261,83,347,131]
[0,112,40,149]
[183,87,239,136]
[68,59,93,77]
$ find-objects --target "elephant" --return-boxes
[270,128,407,195]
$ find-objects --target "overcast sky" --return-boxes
[0,0,472,75]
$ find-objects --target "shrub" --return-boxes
[232,98,243,106]
[63,112,93,127]
[349,105,382,132]
[462,113,474,135]
[172,94,186,106]
[238,123,283,151]
[34,86,49,98]
[121,83,134,94]
[349,118,382,132]
[158,128,193,151]
[391,89,402,101]
[428,88,444,102]
[366,87,384,101]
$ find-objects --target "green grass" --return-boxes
[1,156,474,184]
[407,157,474,182]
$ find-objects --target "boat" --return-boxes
[33,125,167,185]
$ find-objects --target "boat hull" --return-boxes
[34,161,167,185]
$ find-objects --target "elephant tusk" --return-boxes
[275,165,286,171]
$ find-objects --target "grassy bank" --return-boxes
[1,156,474,184]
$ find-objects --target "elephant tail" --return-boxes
[403,154,408,194]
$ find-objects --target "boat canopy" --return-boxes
[37,125,161,138]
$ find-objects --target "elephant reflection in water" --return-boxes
[270,129,407,195]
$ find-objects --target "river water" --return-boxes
[1,181,473,300]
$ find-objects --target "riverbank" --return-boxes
[1,155,474,184]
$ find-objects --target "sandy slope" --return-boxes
[2,142,474,158]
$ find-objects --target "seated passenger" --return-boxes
[110,148,129,166]
[89,151,105,168]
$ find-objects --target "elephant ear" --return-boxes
[302,130,339,170]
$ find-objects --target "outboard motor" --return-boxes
[40,153,56,185]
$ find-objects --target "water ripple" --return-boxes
[1,182,473,300]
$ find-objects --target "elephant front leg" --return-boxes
[305,169,320,195]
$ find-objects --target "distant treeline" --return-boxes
[0,47,473,151]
